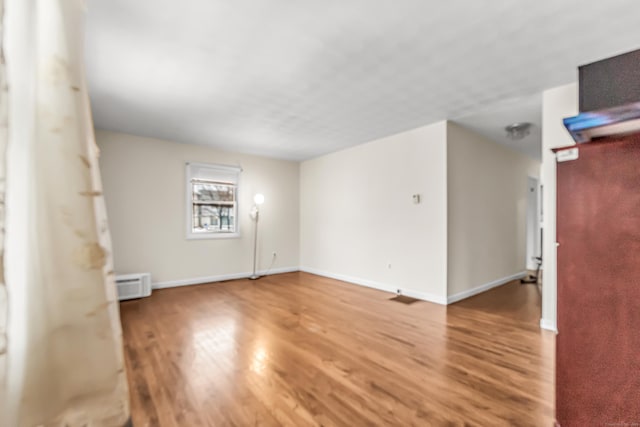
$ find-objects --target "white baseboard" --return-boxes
[447,271,527,304]
[152,267,299,290]
[299,266,448,305]
[539,318,558,333]
[152,267,528,308]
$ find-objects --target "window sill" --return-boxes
[186,232,240,240]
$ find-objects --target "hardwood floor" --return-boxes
[120,272,554,426]
[453,275,543,325]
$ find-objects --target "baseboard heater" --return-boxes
[115,273,152,301]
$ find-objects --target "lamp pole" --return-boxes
[249,194,264,280]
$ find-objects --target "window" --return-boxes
[186,162,241,239]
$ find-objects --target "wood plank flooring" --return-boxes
[120,272,554,426]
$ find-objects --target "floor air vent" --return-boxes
[116,273,152,301]
[389,295,420,304]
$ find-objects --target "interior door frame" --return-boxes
[525,175,541,271]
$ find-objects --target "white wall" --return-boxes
[540,83,578,332]
[446,122,540,302]
[299,122,449,303]
[97,130,300,286]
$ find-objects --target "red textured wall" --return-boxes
[556,135,640,426]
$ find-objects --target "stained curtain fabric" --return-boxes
[0,0,129,425]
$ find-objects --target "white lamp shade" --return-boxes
[253,193,265,205]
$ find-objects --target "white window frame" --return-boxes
[186,162,242,240]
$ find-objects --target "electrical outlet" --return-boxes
[387,263,391,269]
[272,251,277,258]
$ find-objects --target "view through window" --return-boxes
[191,180,237,233]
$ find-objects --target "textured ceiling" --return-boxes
[86,0,640,160]
[454,93,543,161]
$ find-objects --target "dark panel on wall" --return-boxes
[579,49,640,112]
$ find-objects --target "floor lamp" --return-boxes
[249,193,264,280]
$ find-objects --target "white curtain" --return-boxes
[0,0,8,422]
[0,0,130,425]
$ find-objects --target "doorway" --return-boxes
[525,176,541,271]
